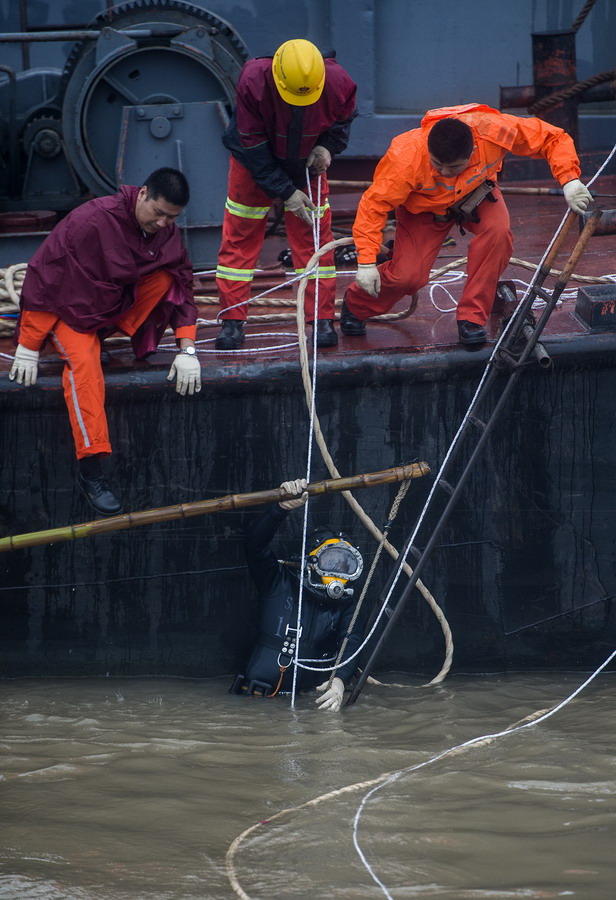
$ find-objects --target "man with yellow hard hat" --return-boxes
[215,39,357,350]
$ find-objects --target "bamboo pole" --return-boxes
[0,463,430,553]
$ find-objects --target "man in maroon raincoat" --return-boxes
[9,167,201,516]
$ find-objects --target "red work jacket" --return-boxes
[223,55,357,199]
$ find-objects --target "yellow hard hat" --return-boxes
[272,39,325,106]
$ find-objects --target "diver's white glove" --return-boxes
[167,353,201,396]
[8,344,39,386]
[355,263,381,298]
[307,144,332,175]
[315,677,345,712]
[284,189,316,226]
[563,179,593,215]
[279,478,309,511]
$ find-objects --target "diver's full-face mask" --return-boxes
[304,532,363,601]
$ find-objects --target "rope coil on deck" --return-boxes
[0,264,26,337]
[2,257,614,339]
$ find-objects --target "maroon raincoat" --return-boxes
[20,185,196,357]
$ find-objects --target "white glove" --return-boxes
[563,179,593,215]
[355,263,381,298]
[306,144,332,175]
[315,677,345,712]
[284,189,316,226]
[279,478,309,510]
[167,353,201,396]
[8,344,39,386]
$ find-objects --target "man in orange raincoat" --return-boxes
[341,103,592,346]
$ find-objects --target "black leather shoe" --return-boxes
[77,472,123,517]
[313,319,338,348]
[457,319,487,345]
[340,298,366,336]
[215,320,245,350]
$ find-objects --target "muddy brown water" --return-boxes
[0,670,614,899]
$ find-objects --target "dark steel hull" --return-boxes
[2,333,616,678]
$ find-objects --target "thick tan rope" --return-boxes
[0,264,26,337]
[571,0,598,31]
[2,257,612,337]
[296,236,454,685]
[528,69,616,116]
[225,696,566,900]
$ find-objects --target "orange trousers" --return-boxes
[216,157,337,321]
[19,270,193,459]
[346,187,513,326]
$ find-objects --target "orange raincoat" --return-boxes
[353,103,581,264]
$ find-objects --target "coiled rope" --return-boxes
[0,264,26,337]
[2,258,613,340]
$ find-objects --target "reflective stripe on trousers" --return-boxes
[216,156,337,321]
[44,270,173,459]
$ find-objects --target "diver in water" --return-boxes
[230,479,365,711]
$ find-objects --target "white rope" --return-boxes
[294,237,455,684]
[156,332,301,354]
[297,478,417,673]
[214,264,319,321]
[364,142,616,635]
[291,170,323,709]
[428,271,464,312]
[353,647,616,899]
[293,572,409,672]
[226,649,616,900]
[291,146,616,683]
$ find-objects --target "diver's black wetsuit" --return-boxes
[231,503,364,696]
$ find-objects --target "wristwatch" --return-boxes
[180,345,197,356]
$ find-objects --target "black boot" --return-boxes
[215,320,245,350]
[313,319,338,348]
[77,455,122,517]
[457,319,487,346]
[340,298,366,336]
